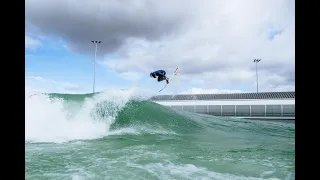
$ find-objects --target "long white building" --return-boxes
[151,91,295,120]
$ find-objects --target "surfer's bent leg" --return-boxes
[157,76,167,82]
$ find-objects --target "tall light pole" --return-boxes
[253,59,261,93]
[91,41,101,93]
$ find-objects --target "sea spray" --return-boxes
[25,89,134,143]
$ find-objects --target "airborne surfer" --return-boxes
[150,70,169,84]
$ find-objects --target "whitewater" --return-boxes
[25,88,295,180]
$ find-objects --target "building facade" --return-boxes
[151,91,295,120]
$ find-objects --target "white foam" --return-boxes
[108,126,177,136]
[127,162,282,180]
[25,89,135,143]
[71,174,85,180]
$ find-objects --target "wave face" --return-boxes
[25,90,295,180]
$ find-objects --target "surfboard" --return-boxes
[158,67,180,92]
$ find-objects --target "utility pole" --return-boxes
[253,59,261,93]
[91,41,101,93]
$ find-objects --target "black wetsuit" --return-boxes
[152,70,167,82]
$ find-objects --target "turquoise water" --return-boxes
[25,90,295,180]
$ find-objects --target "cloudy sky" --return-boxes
[25,0,295,94]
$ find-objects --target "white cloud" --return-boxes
[182,88,243,94]
[118,71,143,81]
[25,36,42,51]
[26,0,295,93]
[25,76,130,94]
[102,0,294,92]
[26,76,83,94]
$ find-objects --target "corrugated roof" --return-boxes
[151,91,295,101]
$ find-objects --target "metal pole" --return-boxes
[255,62,258,92]
[253,59,261,93]
[91,41,101,93]
[93,43,97,93]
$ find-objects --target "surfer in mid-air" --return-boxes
[150,70,169,84]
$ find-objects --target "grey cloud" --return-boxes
[26,0,295,92]
[278,68,295,85]
[26,0,193,56]
[249,59,295,86]
[180,62,228,75]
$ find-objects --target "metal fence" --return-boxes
[169,104,295,117]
